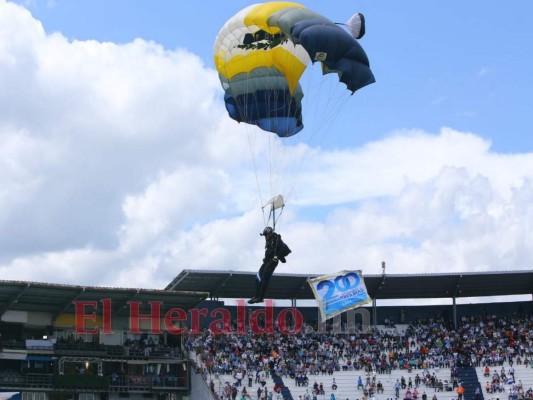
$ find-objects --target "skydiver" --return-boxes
[248,226,291,304]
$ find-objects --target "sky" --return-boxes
[0,0,532,293]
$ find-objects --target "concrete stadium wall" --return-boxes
[189,369,215,400]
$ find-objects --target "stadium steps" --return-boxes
[285,367,458,399]
[512,363,533,392]
[380,368,454,398]
[456,367,483,400]
[271,371,294,400]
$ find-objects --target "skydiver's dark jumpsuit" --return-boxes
[253,232,291,300]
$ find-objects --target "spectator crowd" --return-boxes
[186,313,533,400]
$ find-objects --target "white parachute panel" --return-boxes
[346,12,365,39]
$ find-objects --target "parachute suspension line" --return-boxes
[262,199,285,232]
[230,52,343,219]
[237,60,352,216]
[274,204,285,231]
[242,74,270,228]
[223,55,263,227]
[279,63,353,206]
[261,58,301,209]
[238,68,288,228]
[247,130,267,227]
[269,80,287,200]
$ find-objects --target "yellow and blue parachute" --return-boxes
[213,2,375,138]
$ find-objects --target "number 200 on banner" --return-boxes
[308,270,372,322]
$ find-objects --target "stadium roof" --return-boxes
[0,280,210,320]
[165,269,533,301]
[1,270,531,320]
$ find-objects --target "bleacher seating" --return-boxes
[188,317,533,400]
[476,364,533,399]
[195,361,533,400]
[287,367,456,400]
[208,369,277,399]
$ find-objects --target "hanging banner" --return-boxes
[308,270,372,321]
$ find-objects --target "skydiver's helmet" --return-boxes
[260,226,274,237]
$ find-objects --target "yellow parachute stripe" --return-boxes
[244,2,305,34]
[215,47,306,94]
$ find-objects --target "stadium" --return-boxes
[2,1,532,400]
[1,270,532,400]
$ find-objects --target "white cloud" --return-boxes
[118,167,233,253]
[0,1,531,289]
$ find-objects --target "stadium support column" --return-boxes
[453,296,457,329]
[372,298,377,329]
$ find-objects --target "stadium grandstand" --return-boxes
[1,270,532,400]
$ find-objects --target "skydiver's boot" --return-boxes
[256,284,267,303]
[248,273,262,304]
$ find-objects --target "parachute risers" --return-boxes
[262,194,285,231]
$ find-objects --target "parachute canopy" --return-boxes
[214,2,375,138]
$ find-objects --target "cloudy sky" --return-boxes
[1,0,532,291]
